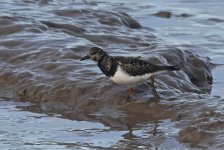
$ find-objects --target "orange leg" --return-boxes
[127,87,133,102]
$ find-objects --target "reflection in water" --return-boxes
[0,100,117,149]
[0,100,188,149]
[124,120,159,140]
[152,121,159,136]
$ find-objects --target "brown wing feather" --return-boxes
[120,63,161,76]
[113,56,148,65]
[112,56,160,76]
[112,56,179,76]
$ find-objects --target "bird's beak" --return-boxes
[80,55,90,61]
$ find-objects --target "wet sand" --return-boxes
[0,0,224,149]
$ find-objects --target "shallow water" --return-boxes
[0,100,190,149]
[0,0,224,149]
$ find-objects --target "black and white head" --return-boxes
[80,47,107,62]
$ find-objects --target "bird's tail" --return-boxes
[160,65,180,71]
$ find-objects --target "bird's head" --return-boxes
[80,47,107,62]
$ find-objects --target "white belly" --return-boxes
[110,66,154,85]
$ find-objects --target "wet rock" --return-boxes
[153,11,192,19]
[22,0,52,5]
[151,48,213,93]
[54,9,141,29]
[38,0,52,5]
[54,9,86,17]
[176,13,192,18]
[97,11,141,29]
[98,15,123,26]
[153,11,172,18]
[207,18,224,23]
[41,21,86,34]
[119,13,141,29]
[178,126,212,146]
[0,24,26,35]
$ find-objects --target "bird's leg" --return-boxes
[127,87,133,102]
[150,76,156,90]
[150,76,160,99]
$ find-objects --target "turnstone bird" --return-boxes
[80,47,180,101]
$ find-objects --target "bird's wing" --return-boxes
[114,57,161,76]
[113,56,148,65]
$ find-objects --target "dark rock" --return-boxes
[153,11,172,18]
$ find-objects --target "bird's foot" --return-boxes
[126,95,131,103]
[147,95,160,105]
[152,90,160,99]
[151,89,160,104]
